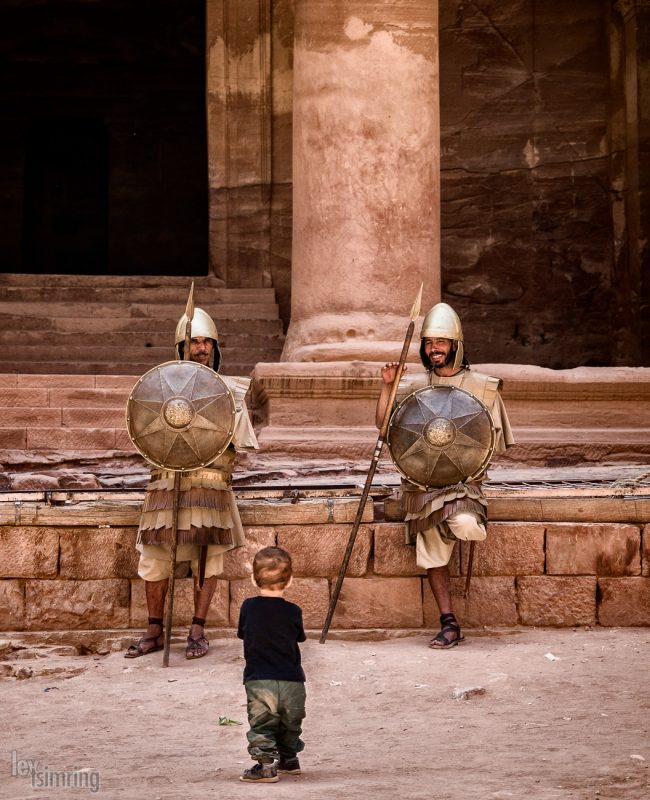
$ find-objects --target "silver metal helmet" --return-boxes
[174,307,221,371]
[420,303,464,371]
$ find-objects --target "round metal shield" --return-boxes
[387,385,496,489]
[126,360,236,471]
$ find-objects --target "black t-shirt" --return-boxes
[237,596,306,683]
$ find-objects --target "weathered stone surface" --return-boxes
[460,523,545,576]
[229,577,329,629]
[374,523,425,577]
[238,497,373,526]
[222,528,277,580]
[59,528,139,580]
[518,577,597,626]
[439,2,616,367]
[277,525,371,577]
[284,1,439,361]
[0,580,24,629]
[11,473,60,490]
[422,577,517,628]
[371,523,462,577]
[57,472,102,489]
[643,526,650,577]
[25,579,130,630]
[129,577,230,628]
[598,578,650,626]
[0,527,58,578]
[546,523,641,576]
[331,578,422,629]
[27,428,116,450]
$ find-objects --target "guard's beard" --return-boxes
[429,347,455,370]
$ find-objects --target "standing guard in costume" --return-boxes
[125,306,258,660]
[376,302,514,649]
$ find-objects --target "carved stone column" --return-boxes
[612,0,650,363]
[282,1,440,361]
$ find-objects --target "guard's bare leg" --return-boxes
[426,566,453,615]
[144,578,168,636]
[426,566,463,648]
[190,574,218,640]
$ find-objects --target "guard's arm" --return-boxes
[375,362,405,429]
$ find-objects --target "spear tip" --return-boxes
[185,281,195,321]
[410,283,423,321]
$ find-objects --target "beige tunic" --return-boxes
[395,368,515,544]
[137,375,258,551]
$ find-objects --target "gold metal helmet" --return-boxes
[174,307,221,371]
[420,302,464,371]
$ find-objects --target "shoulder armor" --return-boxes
[222,375,251,410]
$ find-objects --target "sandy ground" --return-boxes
[1,627,649,800]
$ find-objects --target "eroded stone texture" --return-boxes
[59,528,139,580]
[439,1,618,367]
[278,525,371,577]
[129,577,229,628]
[598,578,650,626]
[221,528,277,580]
[518,576,597,626]
[422,576,517,628]
[374,523,426,577]
[25,579,130,630]
[0,580,24,629]
[284,0,440,361]
[642,525,650,577]
[459,523,545,576]
[229,577,329,629]
[331,577,422,628]
[0,527,58,579]
[546,523,641,576]
[373,522,461,577]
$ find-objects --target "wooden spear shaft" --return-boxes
[162,281,194,668]
[319,285,422,644]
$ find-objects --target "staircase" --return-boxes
[0,274,285,376]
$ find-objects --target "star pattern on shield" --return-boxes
[387,385,494,488]
[127,361,236,470]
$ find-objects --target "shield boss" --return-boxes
[387,385,496,489]
[126,360,236,471]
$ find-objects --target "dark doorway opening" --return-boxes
[23,118,109,274]
[0,0,208,276]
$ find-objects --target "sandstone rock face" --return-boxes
[25,579,130,630]
[438,1,645,367]
[598,578,650,626]
[546,523,641,576]
[518,576,597,626]
[277,525,371,577]
[422,576,518,628]
[59,528,139,580]
[0,580,24,629]
[331,577,423,629]
[0,528,59,579]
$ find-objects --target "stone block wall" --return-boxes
[0,496,648,632]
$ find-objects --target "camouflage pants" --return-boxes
[244,679,306,763]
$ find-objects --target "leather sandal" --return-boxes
[429,613,465,649]
[124,633,164,658]
[185,634,209,659]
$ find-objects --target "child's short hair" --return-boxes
[252,547,293,589]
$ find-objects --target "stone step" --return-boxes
[1,301,280,319]
[0,329,284,348]
[0,285,275,304]
[0,342,283,361]
[0,272,224,288]
[0,314,284,335]
[0,360,260,376]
